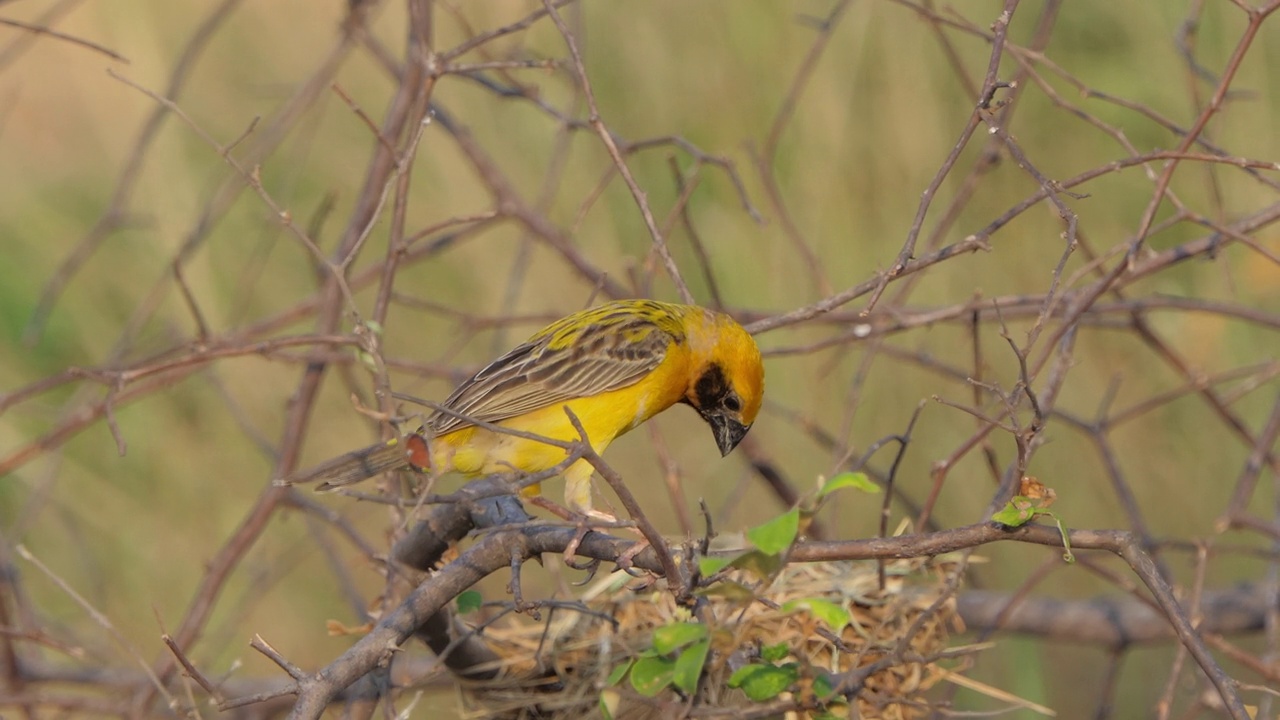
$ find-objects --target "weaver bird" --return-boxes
[285,299,764,515]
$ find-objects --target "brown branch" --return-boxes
[957,580,1276,646]
[22,0,246,344]
[864,0,1022,314]
[542,0,693,304]
[0,17,127,63]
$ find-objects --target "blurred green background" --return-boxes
[2,0,1278,717]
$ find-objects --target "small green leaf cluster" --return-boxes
[698,473,877,584]
[726,641,847,718]
[602,621,711,708]
[602,475,875,716]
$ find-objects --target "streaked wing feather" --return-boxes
[428,318,672,435]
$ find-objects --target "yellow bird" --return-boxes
[287,299,765,515]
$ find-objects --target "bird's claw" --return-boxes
[564,519,601,571]
[616,538,650,577]
[524,496,622,571]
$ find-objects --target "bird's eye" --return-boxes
[723,395,741,413]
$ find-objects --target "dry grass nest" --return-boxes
[456,557,990,719]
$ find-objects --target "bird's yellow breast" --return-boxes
[430,341,692,478]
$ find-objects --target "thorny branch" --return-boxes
[3,1,1279,719]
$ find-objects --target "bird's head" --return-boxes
[684,315,764,456]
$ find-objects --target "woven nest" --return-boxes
[456,557,975,719]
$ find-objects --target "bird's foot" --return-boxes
[562,521,598,572]
[525,497,622,569]
[616,538,651,576]
[562,509,622,570]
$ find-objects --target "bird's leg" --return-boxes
[533,462,621,568]
[526,495,577,522]
[526,495,617,524]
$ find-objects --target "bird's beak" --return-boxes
[710,415,750,456]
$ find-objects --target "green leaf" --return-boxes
[991,496,1037,527]
[729,549,784,580]
[747,507,800,555]
[652,622,708,654]
[672,639,710,693]
[726,664,754,688]
[760,642,789,663]
[698,555,732,576]
[727,663,799,701]
[812,672,839,700]
[630,655,676,697]
[783,598,851,631]
[605,659,634,687]
[819,472,879,498]
[455,590,482,614]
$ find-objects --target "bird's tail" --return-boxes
[276,434,431,491]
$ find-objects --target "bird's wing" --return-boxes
[427,313,676,435]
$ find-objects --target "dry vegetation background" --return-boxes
[1,0,1279,718]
